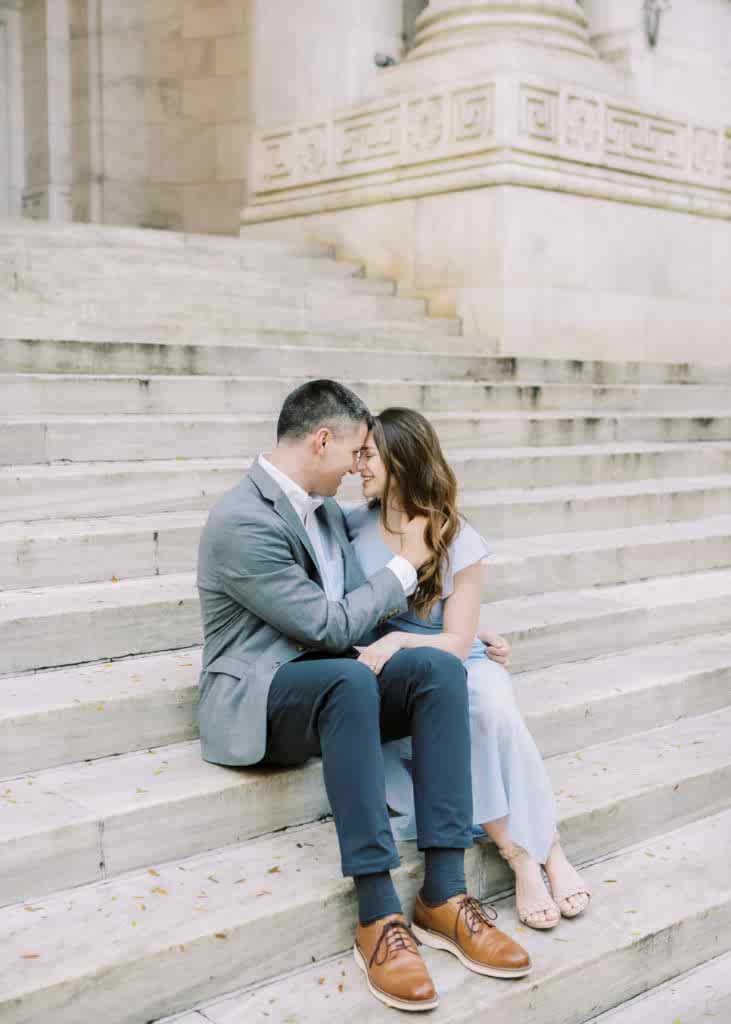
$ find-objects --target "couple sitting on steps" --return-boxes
[196,379,591,1013]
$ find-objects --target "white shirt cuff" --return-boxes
[386,555,418,597]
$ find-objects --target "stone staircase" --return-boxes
[1,219,730,1024]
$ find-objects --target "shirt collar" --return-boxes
[257,453,324,524]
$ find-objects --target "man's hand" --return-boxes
[355,634,404,675]
[399,514,431,570]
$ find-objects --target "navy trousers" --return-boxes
[258,646,474,877]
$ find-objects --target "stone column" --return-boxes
[363,0,608,101]
[21,0,73,220]
[0,0,25,217]
[407,0,595,60]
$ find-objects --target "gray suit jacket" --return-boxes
[196,461,408,765]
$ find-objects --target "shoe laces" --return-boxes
[370,919,422,968]
[456,895,498,937]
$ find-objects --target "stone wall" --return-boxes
[19,0,252,233]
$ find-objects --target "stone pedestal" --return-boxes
[241,0,731,363]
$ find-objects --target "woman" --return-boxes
[345,407,591,930]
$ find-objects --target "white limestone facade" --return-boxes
[10,0,253,232]
[2,0,730,360]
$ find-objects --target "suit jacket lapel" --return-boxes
[248,461,323,581]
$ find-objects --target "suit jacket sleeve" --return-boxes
[212,513,408,653]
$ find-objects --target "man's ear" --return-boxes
[312,426,330,454]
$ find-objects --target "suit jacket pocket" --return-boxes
[204,654,252,679]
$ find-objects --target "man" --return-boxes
[197,379,530,1012]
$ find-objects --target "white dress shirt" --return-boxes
[257,453,417,599]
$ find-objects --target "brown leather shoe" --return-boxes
[353,912,439,1012]
[412,891,532,978]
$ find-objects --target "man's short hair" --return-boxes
[276,379,373,442]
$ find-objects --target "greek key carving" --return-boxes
[408,96,444,153]
[519,86,558,142]
[257,131,295,187]
[251,75,731,211]
[605,107,685,168]
[335,106,400,166]
[298,124,328,179]
[691,127,719,178]
[564,94,601,153]
[721,130,731,185]
[451,85,494,143]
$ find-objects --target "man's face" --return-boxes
[313,420,369,496]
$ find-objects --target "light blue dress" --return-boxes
[346,502,557,863]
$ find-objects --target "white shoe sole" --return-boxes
[411,924,532,979]
[352,943,440,1012]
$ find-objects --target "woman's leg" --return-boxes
[465,658,589,926]
[479,817,559,928]
[544,834,592,917]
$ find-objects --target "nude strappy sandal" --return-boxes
[544,831,591,919]
[496,839,561,930]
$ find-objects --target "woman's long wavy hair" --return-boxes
[369,407,463,619]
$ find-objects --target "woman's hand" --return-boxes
[483,632,511,668]
[355,634,404,675]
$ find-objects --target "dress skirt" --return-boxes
[381,654,557,864]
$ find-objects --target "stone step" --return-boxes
[0,336,493,378]
[3,372,730,417]
[0,292,457,338]
[0,218,335,261]
[6,411,731,465]
[4,444,730,522]
[3,335,731,385]
[2,695,730,908]
[4,245,358,277]
[479,567,731,672]
[2,246,394,291]
[3,564,731,676]
[0,260,425,311]
[585,951,731,1024]
[474,475,731,538]
[1,794,729,1024]
[491,515,731,598]
[2,470,729,548]
[2,265,412,314]
[5,505,731,593]
[167,811,731,1024]
[2,626,729,781]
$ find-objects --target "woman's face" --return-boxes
[357,431,388,501]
